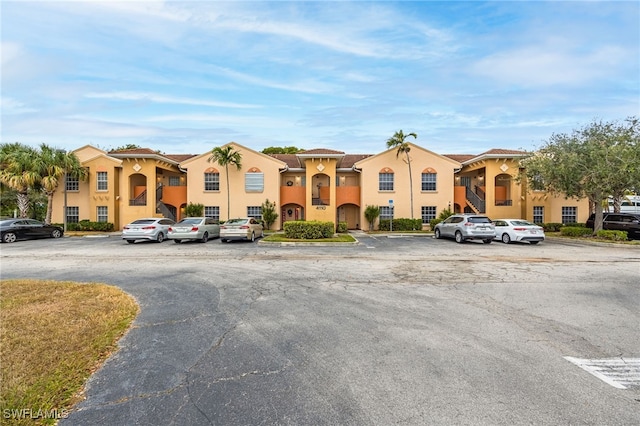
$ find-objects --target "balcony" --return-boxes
[336,186,360,206]
[280,185,305,206]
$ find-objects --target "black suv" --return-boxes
[586,212,640,240]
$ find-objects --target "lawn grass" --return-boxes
[0,279,138,425]
[262,233,357,243]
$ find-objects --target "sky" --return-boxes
[1,1,639,156]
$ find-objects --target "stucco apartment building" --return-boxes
[51,142,589,230]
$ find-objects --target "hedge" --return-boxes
[596,230,628,241]
[559,226,593,237]
[283,221,334,239]
[336,221,348,233]
[378,218,422,231]
[66,220,114,232]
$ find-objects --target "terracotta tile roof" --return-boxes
[444,154,475,162]
[166,154,197,162]
[478,148,529,156]
[339,154,372,168]
[109,148,158,155]
[299,148,345,155]
[269,154,301,168]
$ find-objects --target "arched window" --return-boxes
[379,167,394,191]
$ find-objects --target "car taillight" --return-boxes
[513,227,526,231]
[220,226,227,229]
[142,226,156,230]
[168,227,174,231]
[240,225,249,229]
[123,226,130,230]
[191,226,199,231]
[464,222,473,226]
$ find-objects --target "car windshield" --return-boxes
[225,219,248,225]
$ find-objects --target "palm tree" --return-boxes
[386,130,418,219]
[36,144,87,225]
[208,145,242,220]
[0,143,40,218]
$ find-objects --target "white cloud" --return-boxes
[85,92,260,109]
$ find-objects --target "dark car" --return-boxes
[586,212,640,240]
[0,219,64,243]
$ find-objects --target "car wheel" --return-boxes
[201,232,209,243]
[530,241,540,245]
[501,233,511,244]
[174,239,182,244]
[260,229,264,238]
[2,232,17,243]
[483,239,492,244]
[434,228,441,239]
[455,231,464,243]
[250,232,255,242]
[156,232,165,243]
[126,240,135,244]
[51,229,62,239]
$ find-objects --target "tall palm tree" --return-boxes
[0,143,40,218]
[386,130,418,219]
[36,144,87,225]
[208,145,242,220]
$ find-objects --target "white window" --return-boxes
[379,206,394,220]
[169,176,181,186]
[247,206,262,219]
[66,176,79,191]
[205,206,220,220]
[245,173,264,192]
[379,173,394,191]
[561,206,577,224]
[66,206,79,223]
[97,206,108,222]
[533,206,544,224]
[421,173,437,191]
[421,206,437,224]
[96,172,108,191]
[204,173,219,191]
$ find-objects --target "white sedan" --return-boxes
[493,219,545,244]
[220,218,264,242]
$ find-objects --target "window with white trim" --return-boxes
[379,206,394,220]
[247,206,262,219]
[421,206,437,224]
[421,173,437,191]
[97,206,108,222]
[204,173,219,191]
[533,206,544,224]
[379,173,394,191]
[204,206,220,220]
[66,176,79,191]
[561,206,577,224]
[96,172,108,191]
[245,172,264,192]
[66,206,79,223]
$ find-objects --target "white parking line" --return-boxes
[564,356,640,389]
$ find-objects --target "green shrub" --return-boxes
[67,221,114,232]
[185,202,204,217]
[378,218,422,231]
[283,221,334,239]
[336,221,348,233]
[560,226,593,237]
[542,223,564,232]
[596,230,628,241]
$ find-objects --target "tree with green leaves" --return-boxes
[386,130,418,220]
[36,144,87,225]
[208,145,242,220]
[520,117,640,233]
[364,205,380,231]
[261,199,278,230]
[261,146,302,154]
[0,143,40,218]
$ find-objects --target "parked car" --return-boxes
[493,219,545,244]
[220,218,264,242]
[167,217,220,243]
[433,214,495,244]
[586,212,640,239]
[0,219,64,243]
[122,218,175,244]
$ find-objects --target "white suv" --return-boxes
[434,214,495,244]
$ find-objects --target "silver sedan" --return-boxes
[167,217,220,243]
[122,218,175,244]
[220,218,264,242]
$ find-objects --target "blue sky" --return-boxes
[2,1,638,155]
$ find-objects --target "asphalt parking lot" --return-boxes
[1,234,639,425]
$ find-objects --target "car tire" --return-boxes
[174,239,182,244]
[530,241,540,245]
[201,232,209,243]
[501,233,511,244]
[156,232,165,243]
[260,230,264,238]
[2,232,17,243]
[51,229,62,239]
[455,231,464,244]
[220,238,226,243]
[483,239,492,244]
[126,240,135,244]
[434,229,441,239]
[250,232,255,242]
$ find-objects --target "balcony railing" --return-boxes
[495,199,513,206]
